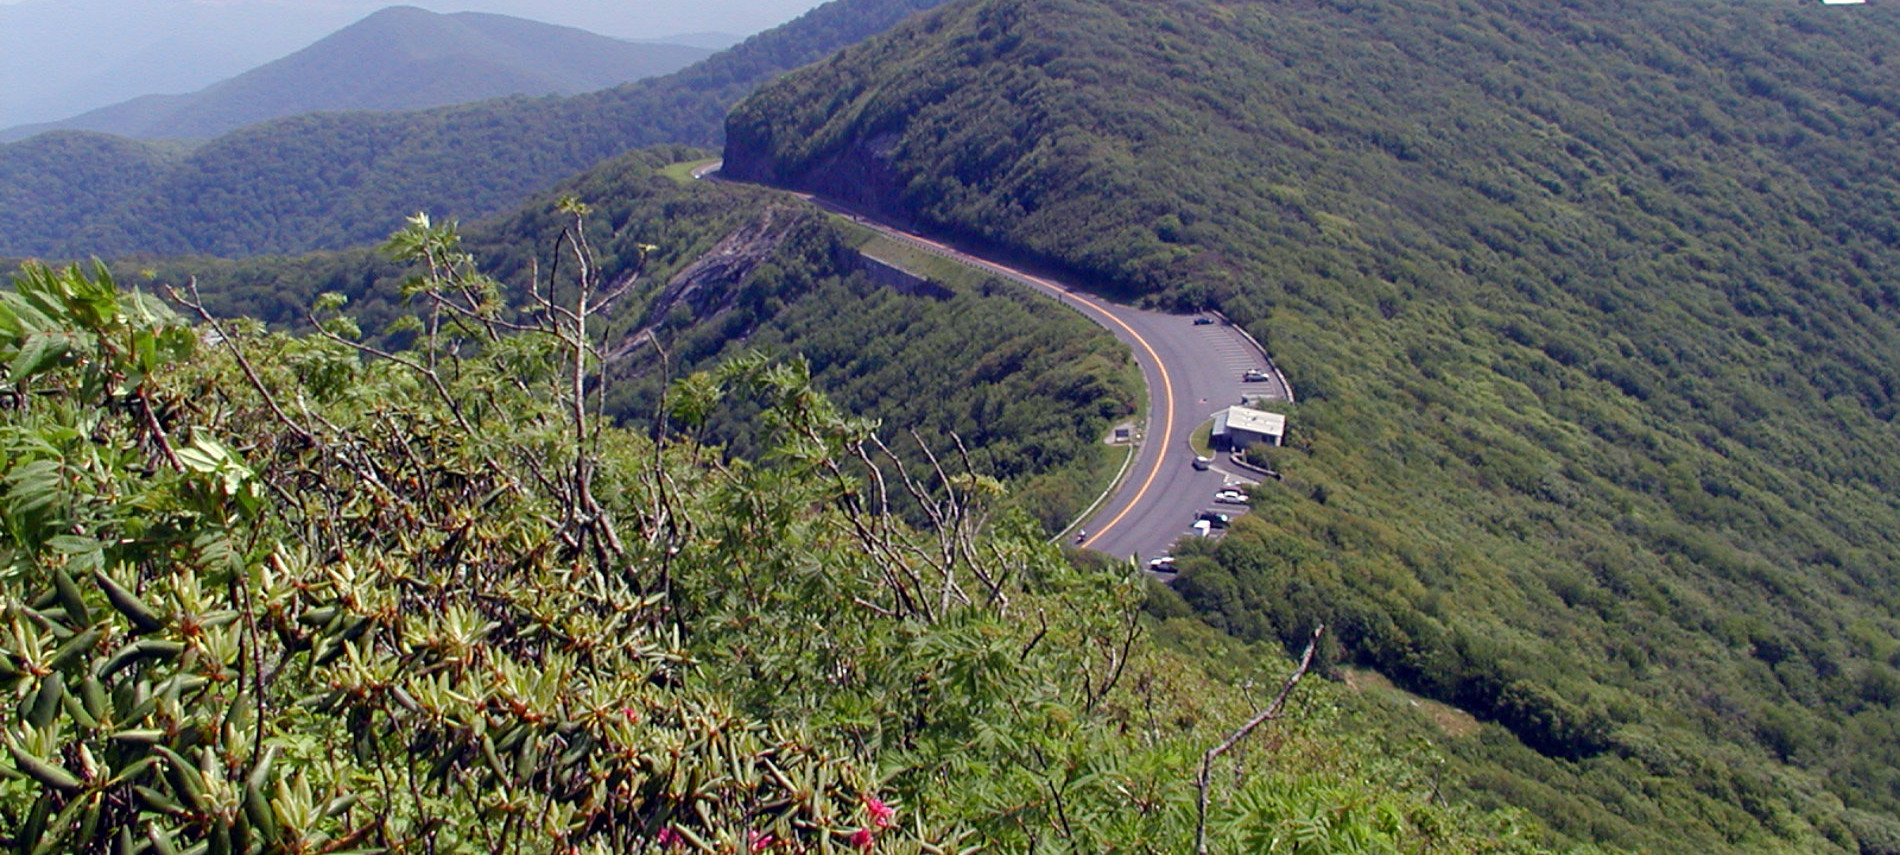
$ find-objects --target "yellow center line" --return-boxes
[715,170,1185,553]
[1060,291,1172,549]
[889,230,1173,549]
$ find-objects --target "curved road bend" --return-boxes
[697,162,1289,564]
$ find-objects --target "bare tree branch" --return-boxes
[1196,624,1325,855]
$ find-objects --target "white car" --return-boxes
[1242,369,1272,382]
[1147,556,1177,573]
[1214,489,1250,504]
[1192,519,1213,537]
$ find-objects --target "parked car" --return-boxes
[1197,511,1231,529]
[1192,455,1213,470]
[1214,489,1250,504]
[1193,317,1215,326]
[1147,556,1177,573]
[1242,369,1271,382]
[1191,519,1213,537]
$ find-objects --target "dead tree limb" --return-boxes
[1195,624,1325,855]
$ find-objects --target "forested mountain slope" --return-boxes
[0,142,1571,851]
[726,0,1900,851]
[143,146,1143,536]
[0,0,951,259]
[0,247,1564,855]
[0,6,712,143]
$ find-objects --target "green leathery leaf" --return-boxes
[110,729,168,747]
[244,778,279,844]
[59,691,98,730]
[100,639,184,679]
[34,790,97,855]
[9,331,72,382]
[44,535,101,556]
[19,794,50,851]
[46,626,102,672]
[77,677,106,722]
[153,746,207,812]
[134,784,185,815]
[7,742,82,793]
[27,672,65,728]
[93,569,165,634]
[49,567,90,627]
[146,824,179,855]
[321,793,358,818]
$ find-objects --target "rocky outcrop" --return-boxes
[614,205,813,359]
[645,206,805,323]
[724,118,913,227]
[615,204,949,360]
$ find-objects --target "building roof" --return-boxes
[1212,406,1285,437]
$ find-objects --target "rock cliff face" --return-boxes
[723,125,913,228]
[621,205,819,357]
[616,202,954,361]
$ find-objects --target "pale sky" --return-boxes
[0,0,837,40]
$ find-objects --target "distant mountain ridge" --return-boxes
[0,6,713,143]
[0,0,952,259]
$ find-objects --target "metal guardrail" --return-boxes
[1207,308,1294,405]
[1053,438,1140,545]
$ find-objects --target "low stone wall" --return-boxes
[857,253,953,300]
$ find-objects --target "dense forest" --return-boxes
[726,0,1900,851]
[0,187,1570,850]
[0,0,952,260]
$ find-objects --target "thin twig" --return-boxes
[1195,624,1325,855]
[168,280,316,445]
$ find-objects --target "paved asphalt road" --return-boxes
[698,161,1290,565]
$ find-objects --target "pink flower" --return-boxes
[863,794,896,830]
[748,830,775,852]
[655,827,681,848]
[849,828,876,850]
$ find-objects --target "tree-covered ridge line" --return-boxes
[0,216,1575,851]
[723,0,1900,851]
[0,0,954,261]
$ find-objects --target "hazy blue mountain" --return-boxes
[0,7,712,142]
[636,32,746,51]
[0,0,363,128]
[0,0,952,259]
[0,1,827,129]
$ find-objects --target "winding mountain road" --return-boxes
[698,161,1290,565]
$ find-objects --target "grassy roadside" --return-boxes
[658,157,722,185]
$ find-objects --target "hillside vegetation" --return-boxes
[0,0,951,260]
[138,147,1141,536]
[0,174,1569,851]
[0,6,712,143]
[726,0,1900,851]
